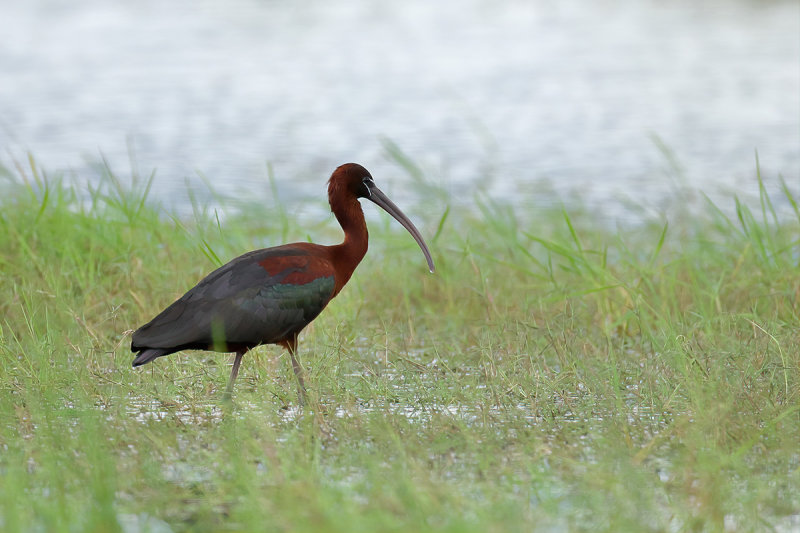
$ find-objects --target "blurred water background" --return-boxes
[1,0,798,221]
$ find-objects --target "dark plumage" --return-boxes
[131,163,434,402]
[132,247,335,364]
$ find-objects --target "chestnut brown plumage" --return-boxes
[131,163,435,403]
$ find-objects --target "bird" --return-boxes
[131,163,435,403]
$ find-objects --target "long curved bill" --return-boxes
[366,185,436,273]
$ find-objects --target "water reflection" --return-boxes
[1,0,797,219]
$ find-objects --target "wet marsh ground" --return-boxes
[0,159,798,532]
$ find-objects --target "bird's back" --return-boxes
[131,244,336,357]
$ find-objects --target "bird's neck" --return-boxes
[330,198,368,293]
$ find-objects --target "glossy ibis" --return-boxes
[131,163,435,402]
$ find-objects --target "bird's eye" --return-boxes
[361,177,374,197]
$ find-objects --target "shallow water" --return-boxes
[1,0,798,220]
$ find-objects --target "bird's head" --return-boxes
[328,163,435,273]
[328,162,375,200]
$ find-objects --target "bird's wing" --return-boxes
[131,246,336,351]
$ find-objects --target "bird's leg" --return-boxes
[224,348,247,399]
[282,335,306,406]
[289,351,307,406]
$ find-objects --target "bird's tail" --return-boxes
[132,348,169,367]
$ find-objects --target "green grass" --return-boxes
[0,156,798,532]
